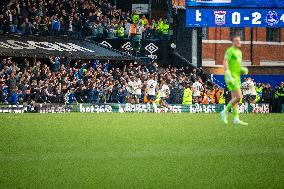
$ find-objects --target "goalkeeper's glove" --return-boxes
[240,67,249,75]
[225,70,235,84]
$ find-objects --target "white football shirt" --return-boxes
[147,79,157,96]
[193,82,202,97]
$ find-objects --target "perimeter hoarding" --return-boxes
[0,103,271,114]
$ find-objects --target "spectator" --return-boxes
[262,83,273,108]
[21,18,34,35]
[51,15,60,36]
[117,22,125,38]
[8,88,19,105]
[0,0,169,40]
[0,57,211,105]
[0,14,4,34]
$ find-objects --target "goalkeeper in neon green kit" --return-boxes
[220,36,248,125]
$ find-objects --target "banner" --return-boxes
[0,36,134,60]
[0,103,271,114]
[132,4,149,14]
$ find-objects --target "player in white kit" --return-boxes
[192,77,203,103]
[159,80,170,108]
[134,77,142,104]
[247,77,257,103]
[127,76,136,104]
[147,75,157,102]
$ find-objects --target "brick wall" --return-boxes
[202,27,284,74]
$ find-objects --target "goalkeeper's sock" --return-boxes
[225,102,233,112]
[232,107,248,125]
[232,107,239,120]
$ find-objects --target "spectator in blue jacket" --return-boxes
[51,15,60,36]
[8,88,19,105]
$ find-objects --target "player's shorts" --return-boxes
[130,94,137,99]
[135,94,141,99]
[193,96,200,102]
[225,75,241,91]
[249,95,256,102]
[243,94,250,103]
[160,97,168,103]
[227,82,241,91]
[147,95,156,101]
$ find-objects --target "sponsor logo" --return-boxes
[100,41,112,48]
[79,104,113,113]
[121,42,133,51]
[39,104,71,113]
[238,103,270,113]
[0,40,95,52]
[189,104,216,113]
[145,43,158,60]
[251,104,270,113]
[0,105,26,113]
[214,11,226,26]
[118,103,182,113]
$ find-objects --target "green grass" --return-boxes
[0,113,283,189]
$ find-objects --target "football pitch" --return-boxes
[0,113,283,189]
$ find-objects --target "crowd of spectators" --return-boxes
[0,56,283,112]
[0,0,170,40]
[0,56,222,105]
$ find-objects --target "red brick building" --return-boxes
[202,27,284,74]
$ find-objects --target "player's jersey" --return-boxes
[224,46,242,80]
[147,79,157,96]
[248,80,257,95]
[160,84,170,98]
[242,81,250,95]
[193,82,202,97]
[134,79,142,95]
[128,81,136,94]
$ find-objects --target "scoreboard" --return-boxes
[186,0,284,8]
[186,9,284,27]
[185,0,284,27]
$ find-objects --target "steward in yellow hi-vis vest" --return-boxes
[132,13,140,24]
[219,91,225,104]
[255,85,263,103]
[155,92,161,105]
[157,18,164,34]
[117,25,125,38]
[182,82,193,105]
[162,22,169,35]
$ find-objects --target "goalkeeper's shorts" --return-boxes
[225,76,241,91]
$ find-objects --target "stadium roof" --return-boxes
[0,35,136,60]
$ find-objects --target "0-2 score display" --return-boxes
[186,9,284,27]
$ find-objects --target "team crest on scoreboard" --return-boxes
[214,11,227,26]
[265,11,279,27]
